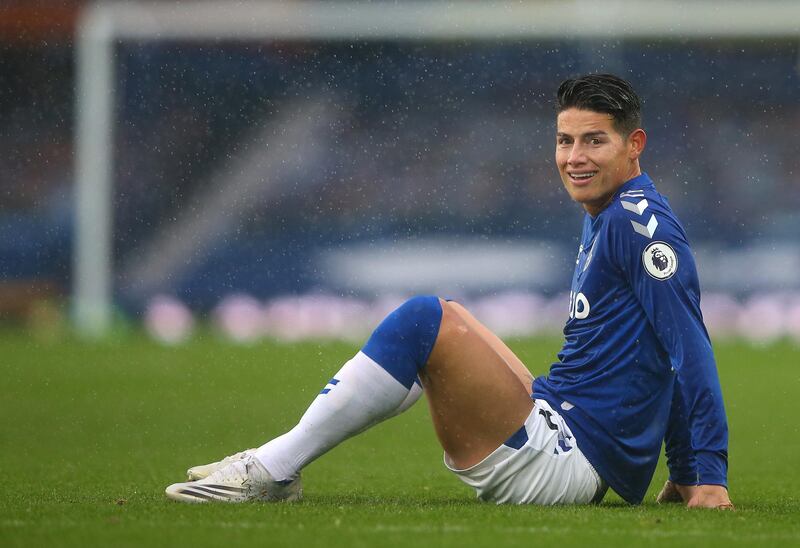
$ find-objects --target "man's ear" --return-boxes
[628,128,647,159]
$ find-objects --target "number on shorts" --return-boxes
[539,409,558,431]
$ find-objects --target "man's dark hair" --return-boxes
[556,74,642,136]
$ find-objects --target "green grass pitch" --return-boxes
[1,330,798,547]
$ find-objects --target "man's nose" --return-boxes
[567,144,586,165]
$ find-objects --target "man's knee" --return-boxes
[397,295,444,321]
[361,295,444,388]
[368,296,443,358]
[434,300,470,345]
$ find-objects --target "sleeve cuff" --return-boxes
[696,449,728,487]
[668,471,698,485]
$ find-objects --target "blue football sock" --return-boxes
[361,295,443,388]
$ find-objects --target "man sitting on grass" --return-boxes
[166,74,732,509]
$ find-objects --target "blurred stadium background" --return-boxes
[1,0,799,344]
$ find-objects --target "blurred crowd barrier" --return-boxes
[144,291,800,346]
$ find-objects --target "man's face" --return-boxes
[555,108,643,216]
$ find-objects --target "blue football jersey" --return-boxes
[533,173,728,504]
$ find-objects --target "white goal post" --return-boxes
[74,0,800,336]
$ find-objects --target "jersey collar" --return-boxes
[613,172,654,199]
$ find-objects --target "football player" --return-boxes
[166,74,731,509]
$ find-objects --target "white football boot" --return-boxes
[186,448,256,481]
[165,456,302,504]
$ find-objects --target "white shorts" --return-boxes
[444,399,607,505]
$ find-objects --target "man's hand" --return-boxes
[656,480,697,504]
[686,484,734,510]
[656,481,733,509]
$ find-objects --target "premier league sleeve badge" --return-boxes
[642,241,678,280]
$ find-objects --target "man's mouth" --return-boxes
[568,171,598,185]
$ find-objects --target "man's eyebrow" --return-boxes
[556,131,609,138]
